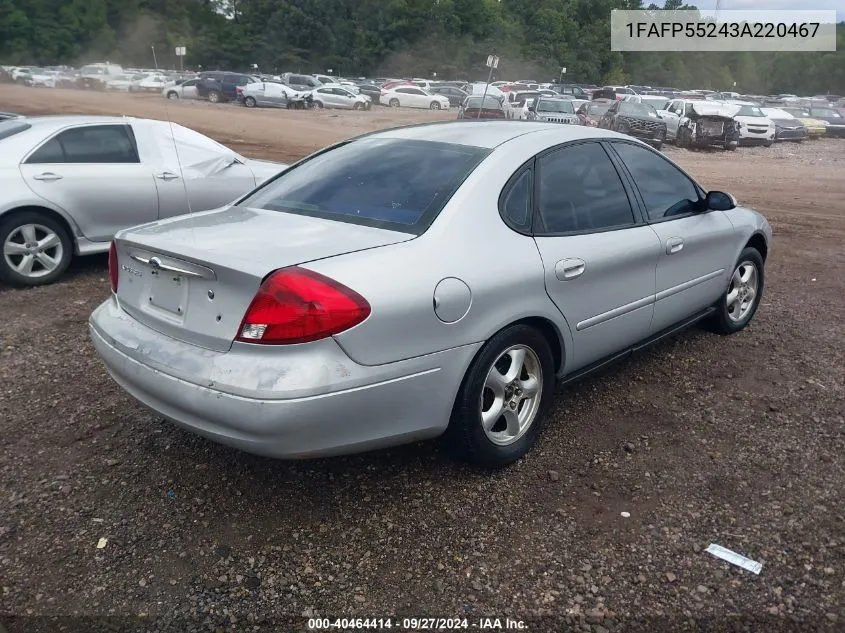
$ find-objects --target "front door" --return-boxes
[609,141,739,334]
[19,123,158,242]
[531,141,661,371]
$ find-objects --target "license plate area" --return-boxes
[148,271,189,316]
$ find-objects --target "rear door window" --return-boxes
[27,125,139,164]
[241,138,491,235]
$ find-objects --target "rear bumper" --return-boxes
[89,298,480,459]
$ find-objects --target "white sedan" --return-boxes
[381,86,450,110]
[0,116,287,286]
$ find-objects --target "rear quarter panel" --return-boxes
[305,134,575,369]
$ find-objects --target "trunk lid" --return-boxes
[114,206,412,352]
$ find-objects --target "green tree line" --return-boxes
[1,0,843,94]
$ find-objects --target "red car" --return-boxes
[576,100,613,127]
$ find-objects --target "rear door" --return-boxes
[148,123,256,218]
[531,141,661,371]
[609,140,738,334]
[19,124,158,242]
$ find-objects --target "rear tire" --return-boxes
[0,211,73,287]
[706,247,764,335]
[244,96,256,108]
[446,324,555,468]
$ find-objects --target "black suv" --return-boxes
[197,71,258,103]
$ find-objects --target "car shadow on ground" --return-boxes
[0,253,108,294]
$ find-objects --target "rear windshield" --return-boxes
[0,121,32,141]
[536,99,574,113]
[465,96,502,109]
[241,138,491,234]
[619,102,659,117]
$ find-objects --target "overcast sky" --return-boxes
[658,0,845,21]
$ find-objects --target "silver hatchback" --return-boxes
[90,122,771,467]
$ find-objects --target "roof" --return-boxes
[365,121,627,149]
[4,115,139,132]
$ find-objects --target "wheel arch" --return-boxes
[0,205,79,252]
[744,231,768,262]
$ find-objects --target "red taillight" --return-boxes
[108,241,118,293]
[236,267,371,345]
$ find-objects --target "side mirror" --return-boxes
[706,191,736,211]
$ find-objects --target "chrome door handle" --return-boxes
[555,258,586,281]
[32,172,62,181]
[666,237,684,254]
[155,171,180,181]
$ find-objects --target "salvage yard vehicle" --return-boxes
[577,101,612,127]
[240,81,306,108]
[780,107,829,138]
[457,95,506,119]
[600,100,667,149]
[729,103,775,147]
[163,78,199,100]
[91,122,771,468]
[505,90,542,120]
[311,84,372,110]
[527,97,581,125]
[381,86,450,110]
[760,108,808,142]
[0,116,287,286]
[804,106,845,137]
[197,71,258,103]
[675,101,740,151]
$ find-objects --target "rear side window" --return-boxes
[501,169,533,230]
[241,138,491,235]
[27,125,139,164]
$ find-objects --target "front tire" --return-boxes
[244,96,256,108]
[207,90,221,104]
[447,324,555,468]
[389,98,400,108]
[706,247,765,335]
[430,101,441,110]
[0,212,73,287]
[167,91,179,100]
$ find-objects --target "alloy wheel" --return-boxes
[3,223,64,279]
[480,345,543,446]
[726,260,759,322]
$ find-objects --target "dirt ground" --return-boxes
[1,84,844,632]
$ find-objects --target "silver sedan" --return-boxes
[0,116,287,286]
[90,122,771,468]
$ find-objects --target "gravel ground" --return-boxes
[1,87,844,633]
